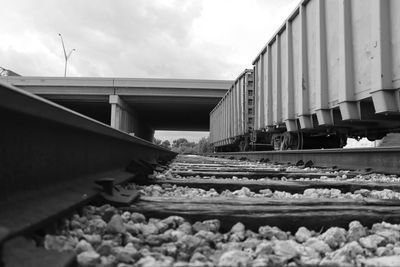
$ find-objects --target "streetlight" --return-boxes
[58,33,76,77]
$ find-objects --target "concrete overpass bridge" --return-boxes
[1,76,232,141]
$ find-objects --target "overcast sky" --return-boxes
[1,0,300,142]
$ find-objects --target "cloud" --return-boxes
[0,0,301,142]
[0,0,300,79]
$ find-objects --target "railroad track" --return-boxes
[136,155,400,230]
[3,79,400,266]
[38,154,400,267]
[207,148,400,175]
[0,82,176,266]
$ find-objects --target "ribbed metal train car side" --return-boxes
[210,94,224,147]
[210,83,234,148]
[245,72,255,134]
[210,70,254,151]
[253,0,400,148]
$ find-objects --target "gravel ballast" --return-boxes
[138,184,400,201]
[44,204,400,267]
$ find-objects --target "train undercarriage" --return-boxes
[214,131,347,152]
[214,102,400,152]
[214,127,397,152]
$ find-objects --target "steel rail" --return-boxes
[0,81,176,266]
[208,147,400,174]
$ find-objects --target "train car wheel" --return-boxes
[272,134,282,151]
[282,132,303,150]
[239,141,248,152]
[272,133,303,150]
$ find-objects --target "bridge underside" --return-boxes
[49,95,220,131]
[2,76,231,141]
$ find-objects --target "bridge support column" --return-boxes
[109,95,154,141]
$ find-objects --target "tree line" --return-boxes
[153,137,213,154]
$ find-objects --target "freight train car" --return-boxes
[211,0,400,151]
[210,70,254,151]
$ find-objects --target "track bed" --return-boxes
[40,155,400,267]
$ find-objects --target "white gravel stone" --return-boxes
[71,229,84,239]
[177,222,193,235]
[161,216,185,228]
[242,237,261,250]
[193,219,220,233]
[232,187,253,197]
[44,235,78,252]
[106,214,126,234]
[87,218,107,234]
[77,250,100,266]
[229,222,245,242]
[219,241,241,252]
[190,252,207,263]
[218,250,250,267]
[259,189,273,197]
[170,230,185,240]
[273,240,302,261]
[359,234,386,250]
[141,222,159,236]
[230,222,245,234]
[82,234,101,246]
[124,221,141,235]
[327,241,363,264]
[130,212,146,223]
[135,255,174,267]
[97,240,115,256]
[298,246,321,266]
[70,219,82,229]
[120,211,131,223]
[255,241,273,256]
[362,255,400,267]
[347,220,367,242]
[179,235,204,251]
[376,246,394,257]
[375,229,400,244]
[155,221,169,233]
[258,225,287,240]
[76,239,94,253]
[379,222,400,231]
[101,206,118,222]
[194,230,217,243]
[295,226,312,243]
[304,237,332,254]
[113,244,138,264]
[320,227,347,249]
[393,246,400,255]
[99,254,116,266]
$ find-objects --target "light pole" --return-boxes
[58,33,76,77]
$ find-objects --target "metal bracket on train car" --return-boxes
[95,178,140,206]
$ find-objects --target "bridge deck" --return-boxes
[1,76,232,132]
